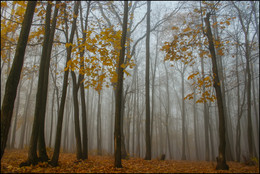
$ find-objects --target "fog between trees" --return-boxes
[1,1,259,169]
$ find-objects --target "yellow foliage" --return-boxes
[183,26,191,32]
[123,69,131,76]
[110,74,118,84]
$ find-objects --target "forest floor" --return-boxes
[1,149,259,173]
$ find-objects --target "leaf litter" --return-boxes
[1,149,259,173]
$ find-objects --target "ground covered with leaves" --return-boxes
[1,149,259,173]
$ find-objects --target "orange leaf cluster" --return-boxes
[1,149,259,173]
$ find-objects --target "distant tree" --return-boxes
[1,1,37,159]
[232,2,256,161]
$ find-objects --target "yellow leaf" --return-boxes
[1,1,7,8]
[226,20,230,25]
[65,43,72,48]
[121,64,126,69]
[111,74,118,83]
[123,69,131,76]
[183,26,191,32]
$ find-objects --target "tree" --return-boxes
[66,1,82,160]
[1,1,37,159]
[204,12,229,170]
[20,1,59,166]
[114,0,128,168]
[37,1,59,162]
[49,1,80,166]
[144,0,151,161]
[232,2,255,161]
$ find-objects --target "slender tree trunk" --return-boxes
[204,13,229,170]
[144,1,151,160]
[1,1,36,159]
[181,71,186,160]
[37,2,60,162]
[120,89,128,159]
[136,72,140,157]
[11,81,22,149]
[199,36,210,161]
[110,90,114,154]
[163,63,172,159]
[97,91,102,155]
[114,1,128,168]
[192,78,199,159]
[19,74,34,149]
[78,1,90,160]
[48,87,55,148]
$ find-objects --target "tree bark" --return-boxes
[114,0,128,168]
[37,2,60,162]
[204,13,229,170]
[144,1,151,161]
[163,63,173,159]
[97,91,102,155]
[181,70,187,160]
[49,1,78,164]
[1,1,36,159]
[20,2,52,166]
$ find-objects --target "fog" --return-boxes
[1,1,259,165]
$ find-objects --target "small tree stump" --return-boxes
[160,154,165,160]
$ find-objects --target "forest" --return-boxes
[1,1,259,173]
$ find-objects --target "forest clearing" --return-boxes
[1,149,259,173]
[1,1,259,173]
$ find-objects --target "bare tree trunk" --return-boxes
[163,63,173,159]
[19,73,34,149]
[37,2,60,162]
[151,29,159,158]
[97,91,102,155]
[251,63,259,158]
[110,90,114,154]
[48,87,55,148]
[144,1,151,160]
[114,1,128,168]
[136,72,140,158]
[1,1,36,159]
[11,81,22,149]
[181,70,186,160]
[192,76,199,160]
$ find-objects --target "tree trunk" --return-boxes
[21,2,52,166]
[37,2,60,162]
[11,81,22,149]
[19,73,34,149]
[49,1,78,163]
[114,1,128,168]
[48,86,55,148]
[163,63,173,159]
[181,71,186,160]
[110,90,114,154]
[1,1,36,159]
[120,88,128,159]
[144,1,151,161]
[97,91,102,155]
[192,79,199,160]
[78,1,90,160]
[204,13,229,170]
